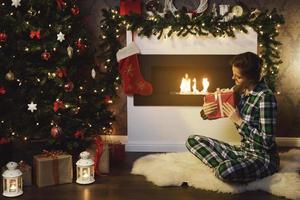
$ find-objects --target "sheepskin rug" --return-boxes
[131,149,300,200]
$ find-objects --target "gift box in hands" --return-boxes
[204,88,236,119]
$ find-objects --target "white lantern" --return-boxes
[76,151,95,184]
[2,162,23,197]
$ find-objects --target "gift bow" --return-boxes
[41,150,64,159]
[30,30,41,39]
[53,100,65,112]
[56,0,65,10]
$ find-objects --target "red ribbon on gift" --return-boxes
[56,0,65,10]
[94,137,104,176]
[30,30,41,39]
[40,150,64,184]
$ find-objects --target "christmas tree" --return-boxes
[0,0,116,154]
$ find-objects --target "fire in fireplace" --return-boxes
[134,54,235,106]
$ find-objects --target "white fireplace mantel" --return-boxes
[125,28,258,152]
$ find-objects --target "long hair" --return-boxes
[231,52,263,94]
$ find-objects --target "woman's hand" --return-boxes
[202,102,218,116]
[222,102,243,126]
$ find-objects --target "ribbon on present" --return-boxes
[213,89,234,117]
[38,150,64,184]
[94,137,104,175]
[30,30,41,39]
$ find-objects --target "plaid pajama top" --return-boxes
[237,80,278,155]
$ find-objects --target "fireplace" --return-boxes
[135,54,235,106]
[126,29,257,152]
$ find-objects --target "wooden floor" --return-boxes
[4,152,293,200]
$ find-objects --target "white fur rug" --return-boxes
[131,149,300,200]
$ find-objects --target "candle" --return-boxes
[9,180,17,192]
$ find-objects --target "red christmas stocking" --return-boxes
[116,42,153,96]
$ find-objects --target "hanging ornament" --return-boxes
[41,50,51,61]
[51,126,61,138]
[71,6,80,15]
[64,81,74,92]
[91,68,96,79]
[11,0,21,8]
[29,30,40,39]
[5,70,15,81]
[27,101,37,113]
[57,31,65,42]
[56,68,67,78]
[145,0,160,12]
[67,46,73,58]
[53,100,65,112]
[0,86,6,95]
[0,33,7,42]
[74,130,84,139]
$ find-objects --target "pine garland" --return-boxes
[99,7,284,91]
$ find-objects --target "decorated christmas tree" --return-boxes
[0,0,116,154]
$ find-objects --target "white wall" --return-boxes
[126,28,258,152]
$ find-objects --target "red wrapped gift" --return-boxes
[109,143,125,163]
[120,0,141,16]
[204,89,236,119]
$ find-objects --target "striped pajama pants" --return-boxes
[186,135,279,183]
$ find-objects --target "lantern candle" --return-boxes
[2,162,23,197]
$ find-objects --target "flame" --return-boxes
[82,169,89,178]
[179,73,209,95]
[180,73,191,94]
[201,78,209,94]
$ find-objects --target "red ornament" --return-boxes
[74,130,84,139]
[0,86,6,95]
[29,30,41,39]
[51,126,61,138]
[56,0,66,10]
[0,33,7,42]
[53,100,65,112]
[56,68,67,78]
[71,6,80,15]
[41,50,51,61]
[75,39,86,50]
[64,81,74,92]
[0,137,10,144]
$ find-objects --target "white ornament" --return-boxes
[67,46,73,58]
[164,0,208,14]
[91,68,96,79]
[57,32,65,42]
[28,101,37,112]
[11,0,21,8]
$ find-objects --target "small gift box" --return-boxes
[109,142,125,163]
[33,151,73,187]
[120,0,141,16]
[19,161,32,186]
[204,88,236,119]
[87,137,110,175]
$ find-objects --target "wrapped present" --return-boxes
[204,88,236,119]
[109,142,125,163]
[33,151,73,187]
[87,137,110,175]
[120,0,141,16]
[19,161,32,186]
